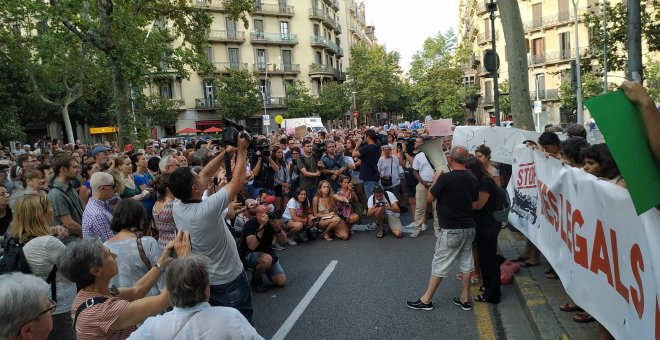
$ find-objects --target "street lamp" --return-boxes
[487,0,500,126]
[351,91,357,128]
[572,0,584,125]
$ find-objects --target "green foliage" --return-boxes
[317,82,350,122]
[222,0,256,29]
[583,0,660,74]
[408,29,469,123]
[347,44,405,119]
[284,80,317,118]
[645,59,660,102]
[214,68,262,121]
[498,80,511,115]
[559,73,607,111]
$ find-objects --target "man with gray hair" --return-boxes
[81,172,116,241]
[159,155,180,174]
[0,272,55,340]
[407,146,480,312]
[127,254,262,340]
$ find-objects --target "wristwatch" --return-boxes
[155,261,166,273]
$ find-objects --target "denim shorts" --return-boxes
[209,271,253,323]
[431,228,476,278]
[244,252,285,278]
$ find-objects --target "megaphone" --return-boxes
[418,137,450,173]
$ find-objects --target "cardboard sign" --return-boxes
[427,119,453,137]
[294,125,308,139]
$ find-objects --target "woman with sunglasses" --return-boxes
[9,194,76,339]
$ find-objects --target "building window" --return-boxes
[228,48,240,68]
[226,17,237,39]
[205,47,213,63]
[37,21,48,35]
[532,38,544,59]
[282,50,292,70]
[280,21,290,40]
[559,32,571,59]
[313,24,320,36]
[315,51,322,64]
[463,76,475,88]
[256,49,266,70]
[159,80,173,99]
[535,74,546,99]
[253,19,264,37]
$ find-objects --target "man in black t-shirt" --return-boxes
[239,205,288,293]
[352,129,381,199]
[407,146,479,312]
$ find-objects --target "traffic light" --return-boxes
[570,61,577,91]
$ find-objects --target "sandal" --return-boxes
[479,286,485,292]
[559,303,583,312]
[471,276,481,284]
[474,294,488,303]
[376,229,384,238]
[322,233,333,241]
[573,312,595,323]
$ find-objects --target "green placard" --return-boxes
[584,90,660,214]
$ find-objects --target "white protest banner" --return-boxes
[427,119,453,137]
[507,144,660,340]
[452,126,541,164]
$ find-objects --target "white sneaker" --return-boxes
[421,224,428,232]
[287,239,298,246]
[410,230,421,238]
[404,222,416,229]
[365,222,377,231]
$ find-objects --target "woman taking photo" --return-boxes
[9,194,75,339]
[105,199,164,297]
[281,187,313,245]
[465,158,501,304]
[272,146,289,211]
[288,147,301,197]
[59,230,190,339]
[311,180,348,241]
[335,175,360,230]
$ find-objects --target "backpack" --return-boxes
[0,237,58,301]
[491,186,511,222]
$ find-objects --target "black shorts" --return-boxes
[405,184,416,197]
[274,184,283,197]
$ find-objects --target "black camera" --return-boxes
[313,143,326,159]
[221,119,254,147]
[267,210,282,220]
[256,141,271,158]
[376,202,386,207]
[376,134,389,147]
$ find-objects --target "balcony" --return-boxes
[528,48,589,66]
[523,10,583,33]
[207,30,245,43]
[250,32,298,45]
[482,95,494,106]
[529,89,560,101]
[252,63,301,75]
[476,1,488,14]
[309,63,340,78]
[528,53,546,66]
[310,35,343,56]
[322,0,339,11]
[195,98,219,109]
[194,0,226,11]
[309,9,341,32]
[253,3,294,16]
[264,97,286,108]
[477,30,499,45]
[212,62,248,73]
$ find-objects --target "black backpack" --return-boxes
[0,237,58,301]
[491,186,511,223]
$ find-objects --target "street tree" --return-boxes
[317,81,351,123]
[498,79,512,115]
[134,91,183,144]
[645,59,660,102]
[498,0,535,130]
[347,43,403,123]
[284,80,317,118]
[559,73,607,112]
[214,68,262,121]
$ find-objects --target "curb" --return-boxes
[498,228,569,340]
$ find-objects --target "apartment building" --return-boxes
[144,0,376,136]
[458,0,605,128]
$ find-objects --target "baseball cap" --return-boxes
[91,146,110,158]
[264,196,276,205]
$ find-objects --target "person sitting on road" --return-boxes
[311,180,348,241]
[281,187,314,245]
[238,205,288,293]
[126,254,262,339]
[335,175,360,230]
[0,272,56,340]
[367,185,403,239]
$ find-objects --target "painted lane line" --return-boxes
[271,260,338,340]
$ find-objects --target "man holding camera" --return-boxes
[321,140,348,191]
[367,186,403,238]
[297,140,323,201]
[239,205,288,293]
[352,129,381,199]
[250,139,279,199]
[168,133,253,322]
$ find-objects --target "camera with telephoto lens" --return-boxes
[256,140,271,158]
[313,143,326,159]
[220,119,255,148]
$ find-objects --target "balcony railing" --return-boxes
[252,63,301,74]
[529,89,560,101]
[323,0,339,11]
[264,97,286,108]
[476,1,488,14]
[528,48,590,66]
[310,35,343,55]
[194,0,225,11]
[523,10,584,33]
[309,63,340,78]
[309,8,341,32]
[207,30,245,42]
[482,95,494,106]
[195,98,219,109]
[477,30,499,44]
[250,32,298,45]
[212,62,248,72]
[253,3,294,16]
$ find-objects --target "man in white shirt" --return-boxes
[411,138,441,238]
[367,186,403,238]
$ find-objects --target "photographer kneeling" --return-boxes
[239,205,288,293]
[367,186,403,239]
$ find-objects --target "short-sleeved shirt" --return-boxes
[297,154,319,190]
[133,172,156,214]
[105,236,164,296]
[281,198,305,221]
[173,189,243,286]
[251,158,275,190]
[71,290,134,340]
[429,170,479,229]
[49,179,84,226]
[473,177,498,227]
[82,197,115,241]
[239,218,278,263]
[367,191,399,217]
[357,144,381,182]
[321,153,348,179]
[412,152,436,182]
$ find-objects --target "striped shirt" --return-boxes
[71,290,134,340]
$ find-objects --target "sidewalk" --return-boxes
[496,227,599,339]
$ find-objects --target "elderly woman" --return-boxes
[104,199,164,297]
[126,255,262,339]
[59,231,190,339]
[9,194,74,339]
[0,272,57,340]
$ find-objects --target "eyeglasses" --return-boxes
[17,299,56,334]
[98,184,115,191]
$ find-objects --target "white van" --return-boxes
[283,117,326,135]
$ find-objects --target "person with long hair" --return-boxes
[9,194,76,339]
[288,146,302,197]
[281,187,313,245]
[581,143,626,188]
[79,162,100,208]
[465,158,501,304]
[105,199,164,297]
[9,169,48,209]
[115,155,148,200]
[474,145,501,186]
[152,173,177,248]
[312,180,348,241]
[272,146,289,211]
[335,175,360,230]
[131,152,156,222]
[344,138,367,212]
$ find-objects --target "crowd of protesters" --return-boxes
[0,81,656,340]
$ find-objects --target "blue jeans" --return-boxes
[209,271,253,323]
[363,181,378,199]
[305,188,318,204]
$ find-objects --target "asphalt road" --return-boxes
[250,213,483,340]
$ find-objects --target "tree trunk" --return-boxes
[61,105,75,144]
[498,0,535,131]
[109,57,134,147]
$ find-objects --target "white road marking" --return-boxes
[271,260,338,340]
